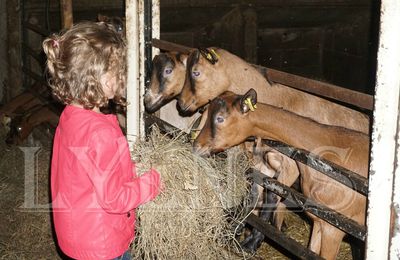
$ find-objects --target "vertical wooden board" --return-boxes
[6,0,23,100]
[243,8,258,63]
[366,1,400,259]
[126,0,140,146]
[0,0,7,102]
[60,0,73,29]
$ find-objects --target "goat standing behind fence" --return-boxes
[144,51,202,133]
[193,89,369,260]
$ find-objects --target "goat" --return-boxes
[193,89,369,260]
[144,52,188,113]
[144,51,203,133]
[0,91,43,121]
[6,105,60,145]
[0,81,51,135]
[240,140,300,252]
[97,14,125,37]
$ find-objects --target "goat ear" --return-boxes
[179,53,188,67]
[198,48,219,65]
[187,50,200,68]
[194,49,200,61]
[240,88,258,113]
[97,14,109,22]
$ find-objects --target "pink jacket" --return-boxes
[51,105,160,259]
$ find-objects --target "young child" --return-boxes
[43,21,160,260]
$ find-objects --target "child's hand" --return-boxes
[146,168,161,197]
[151,169,165,192]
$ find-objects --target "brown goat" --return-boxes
[97,14,125,37]
[144,51,203,133]
[6,105,60,145]
[0,92,42,120]
[177,48,369,134]
[0,82,50,135]
[144,52,188,113]
[193,89,369,260]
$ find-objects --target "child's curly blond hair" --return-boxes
[43,21,126,109]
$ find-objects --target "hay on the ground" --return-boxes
[131,126,251,259]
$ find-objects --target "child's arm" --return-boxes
[80,128,161,214]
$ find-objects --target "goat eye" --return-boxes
[164,68,173,75]
[215,115,224,124]
[192,71,200,77]
[17,126,22,132]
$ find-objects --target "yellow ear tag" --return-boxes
[190,129,200,141]
[244,97,257,112]
[210,49,220,59]
[204,53,212,62]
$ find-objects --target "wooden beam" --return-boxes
[160,0,370,8]
[262,67,374,111]
[245,213,323,260]
[152,38,194,54]
[260,139,369,195]
[6,0,23,100]
[60,0,73,29]
[22,21,50,37]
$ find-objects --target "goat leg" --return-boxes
[241,189,279,253]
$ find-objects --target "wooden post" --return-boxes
[60,0,73,29]
[6,0,23,100]
[126,0,141,146]
[366,1,400,259]
[243,8,258,64]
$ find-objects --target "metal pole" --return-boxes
[152,0,160,59]
[144,0,152,86]
[137,0,145,139]
[366,1,400,259]
[126,0,141,147]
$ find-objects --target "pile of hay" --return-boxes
[0,125,60,259]
[131,127,251,259]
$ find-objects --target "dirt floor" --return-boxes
[0,125,354,259]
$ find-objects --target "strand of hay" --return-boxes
[131,126,251,259]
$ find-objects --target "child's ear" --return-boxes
[240,88,258,113]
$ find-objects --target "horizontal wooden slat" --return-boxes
[152,38,193,54]
[22,21,50,37]
[261,139,369,195]
[263,68,374,110]
[21,43,43,65]
[160,0,370,8]
[248,169,366,241]
[244,213,323,260]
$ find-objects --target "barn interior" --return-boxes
[0,0,380,259]
[1,0,379,101]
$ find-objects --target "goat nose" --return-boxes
[177,98,185,110]
[192,143,210,157]
[143,94,150,106]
